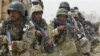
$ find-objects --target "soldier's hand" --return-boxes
[35,30,42,36]
[57,25,66,31]
[12,41,18,52]
[47,40,52,46]
[72,29,78,33]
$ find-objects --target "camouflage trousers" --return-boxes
[75,37,91,56]
[51,40,78,56]
[33,44,59,56]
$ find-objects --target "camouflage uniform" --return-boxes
[0,1,36,56]
[59,2,81,56]
[59,2,91,56]
[71,8,92,56]
[91,22,100,54]
[51,8,77,56]
[29,4,55,56]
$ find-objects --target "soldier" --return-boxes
[91,22,100,54]
[0,1,36,56]
[51,8,77,56]
[29,4,54,56]
[59,1,78,31]
[31,0,44,9]
[71,8,92,56]
[58,2,83,56]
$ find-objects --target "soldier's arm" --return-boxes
[22,24,37,49]
[51,25,66,37]
[51,28,60,37]
[0,21,6,35]
[0,21,7,44]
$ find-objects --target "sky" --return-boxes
[41,0,100,23]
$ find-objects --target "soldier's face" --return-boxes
[8,10,21,21]
[58,15,67,21]
[33,11,43,21]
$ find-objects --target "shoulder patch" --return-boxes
[23,24,30,32]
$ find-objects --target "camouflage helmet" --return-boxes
[56,8,68,17]
[59,2,70,11]
[74,7,78,10]
[70,8,75,12]
[32,0,44,9]
[30,4,43,15]
[7,1,25,16]
[32,0,39,2]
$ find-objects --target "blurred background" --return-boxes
[0,0,100,23]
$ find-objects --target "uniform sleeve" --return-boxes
[51,28,59,37]
[0,21,6,35]
[49,20,59,37]
[22,25,37,49]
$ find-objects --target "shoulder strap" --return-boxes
[19,17,28,40]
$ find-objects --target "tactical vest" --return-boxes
[32,18,47,29]
[1,17,28,41]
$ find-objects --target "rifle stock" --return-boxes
[6,24,13,56]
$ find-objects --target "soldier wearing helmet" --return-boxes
[51,8,77,56]
[70,7,92,56]
[30,5,46,28]
[59,1,79,31]
[29,5,54,56]
[0,1,36,56]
